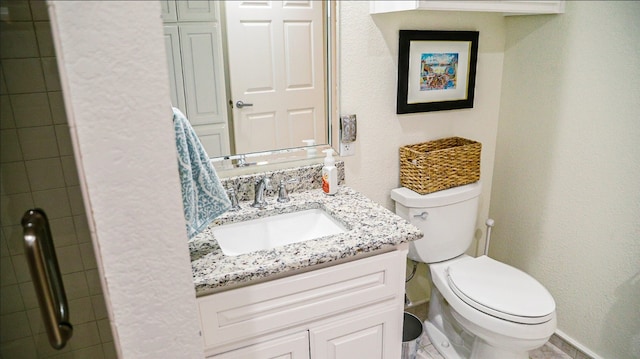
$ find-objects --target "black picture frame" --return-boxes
[396,30,479,114]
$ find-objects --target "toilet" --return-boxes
[391,182,556,359]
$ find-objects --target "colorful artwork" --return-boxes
[420,53,458,91]
[397,30,478,113]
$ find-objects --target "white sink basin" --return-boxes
[213,208,348,256]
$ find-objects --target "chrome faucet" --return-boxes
[251,177,271,208]
[226,187,241,211]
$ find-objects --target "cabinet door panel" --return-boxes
[163,25,186,111]
[193,123,231,158]
[310,307,401,359]
[212,331,310,359]
[160,0,177,22]
[179,24,228,126]
[177,0,218,21]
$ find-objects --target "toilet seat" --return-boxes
[447,256,555,325]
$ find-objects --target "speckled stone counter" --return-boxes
[189,186,423,296]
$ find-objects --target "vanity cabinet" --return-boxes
[199,248,407,358]
[370,0,565,15]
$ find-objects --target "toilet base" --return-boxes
[425,284,540,359]
[424,320,465,359]
[469,336,529,359]
[425,288,471,359]
[425,315,531,359]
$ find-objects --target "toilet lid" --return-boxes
[447,256,555,324]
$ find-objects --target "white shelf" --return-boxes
[370,1,565,16]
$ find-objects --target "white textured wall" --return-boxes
[491,2,640,358]
[48,1,204,358]
[338,3,505,301]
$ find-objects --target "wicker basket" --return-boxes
[400,137,481,195]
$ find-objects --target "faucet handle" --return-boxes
[258,177,271,194]
[277,178,298,203]
[227,187,241,211]
[255,176,271,186]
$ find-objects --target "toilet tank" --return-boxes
[391,182,481,263]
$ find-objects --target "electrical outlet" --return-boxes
[340,141,355,156]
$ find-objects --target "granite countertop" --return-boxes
[189,186,423,296]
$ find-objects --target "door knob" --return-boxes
[236,101,253,109]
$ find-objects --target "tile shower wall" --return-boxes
[0,1,116,357]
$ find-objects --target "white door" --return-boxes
[309,307,402,359]
[178,23,232,157]
[163,25,186,111]
[211,332,310,359]
[224,0,326,154]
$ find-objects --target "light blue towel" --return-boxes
[173,107,231,239]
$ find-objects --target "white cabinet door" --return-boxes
[161,1,231,157]
[179,24,228,126]
[160,0,177,22]
[195,123,231,158]
[163,25,186,111]
[177,0,218,21]
[163,0,221,22]
[309,307,402,359]
[212,331,310,359]
[178,23,231,156]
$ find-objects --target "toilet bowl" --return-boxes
[391,182,556,359]
[427,255,556,358]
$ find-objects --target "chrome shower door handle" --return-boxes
[22,209,73,350]
[235,100,253,109]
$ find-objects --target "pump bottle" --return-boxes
[322,149,337,195]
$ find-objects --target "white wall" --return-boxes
[338,3,506,301]
[339,2,504,236]
[491,2,640,358]
[48,2,203,358]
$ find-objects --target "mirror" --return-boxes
[161,0,337,169]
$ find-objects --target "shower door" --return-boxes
[0,1,116,357]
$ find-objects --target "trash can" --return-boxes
[402,312,423,359]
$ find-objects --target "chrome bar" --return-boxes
[484,218,495,256]
[22,209,73,350]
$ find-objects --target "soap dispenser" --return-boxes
[302,139,317,158]
[322,149,337,195]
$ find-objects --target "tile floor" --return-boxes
[416,331,571,359]
[406,303,571,359]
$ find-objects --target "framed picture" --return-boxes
[397,30,479,114]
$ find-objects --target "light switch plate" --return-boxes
[339,115,357,156]
[340,115,357,143]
